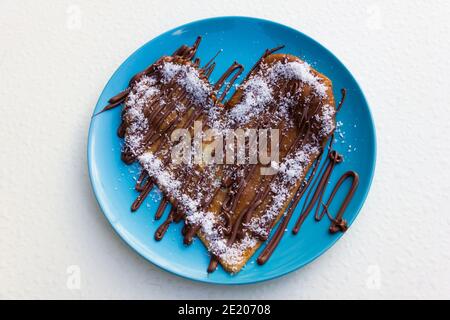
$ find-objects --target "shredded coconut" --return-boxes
[124,76,159,156]
[316,104,335,136]
[228,76,273,124]
[161,62,212,105]
[245,143,319,238]
[269,61,328,97]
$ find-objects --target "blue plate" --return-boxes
[88,16,376,285]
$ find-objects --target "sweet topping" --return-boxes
[102,37,343,273]
[228,76,273,125]
[160,62,212,105]
[268,61,328,97]
[124,76,159,156]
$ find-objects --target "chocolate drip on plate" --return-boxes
[322,171,359,233]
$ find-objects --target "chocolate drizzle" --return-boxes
[216,62,244,102]
[292,149,344,234]
[155,198,169,220]
[257,153,322,265]
[131,180,154,212]
[95,36,203,116]
[99,36,361,273]
[256,88,359,265]
[155,206,177,241]
[323,171,359,233]
[337,88,347,112]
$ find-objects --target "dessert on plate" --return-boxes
[100,37,356,273]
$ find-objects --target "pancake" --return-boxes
[103,37,336,273]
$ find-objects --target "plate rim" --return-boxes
[87,15,377,285]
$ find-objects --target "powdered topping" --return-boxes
[124,60,332,133]
[123,76,159,156]
[269,61,328,97]
[278,145,318,184]
[316,104,336,136]
[160,62,212,105]
[245,143,320,238]
[139,152,181,194]
[228,76,273,124]
[223,60,330,127]
[216,235,257,268]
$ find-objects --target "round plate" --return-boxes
[88,16,376,285]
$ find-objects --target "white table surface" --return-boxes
[1,0,449,299]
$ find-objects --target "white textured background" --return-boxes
[0,0,449,299]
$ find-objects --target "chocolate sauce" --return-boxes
[322,171,359,233]
[292,150,344,234]
[155,198,169,220]
[202,49,222,71]
[116,38,215,216]
[207,75,322,271]
[257,154,323,265]
[183,224,199,245]
[99,35,360,273]
[218,67,244,102]
[337,88,347,112]
[155,206,177,241]
[207,256,219,273]
[213,62,244,102]
[131,180,154,212]
[135,171,149,192]
[96,37,203,116]
[244,45,285,81]
[204,63,216,78]
[256,88,357,264]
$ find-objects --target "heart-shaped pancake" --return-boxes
[102,37,336,273]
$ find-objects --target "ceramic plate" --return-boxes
[88,16,376,284]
